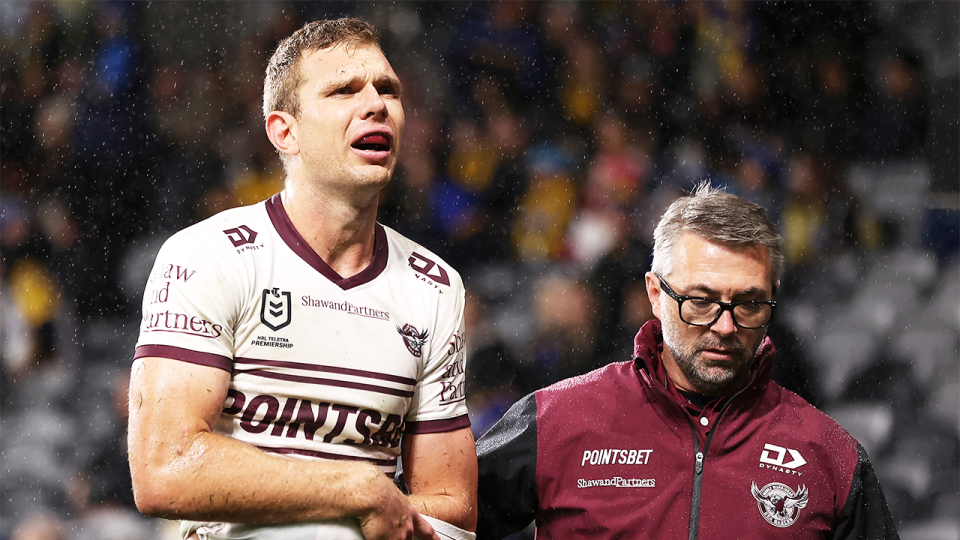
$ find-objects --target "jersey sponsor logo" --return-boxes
[577,477,656,489]
[581,448,653,466]
[141,309,224,338]
[302,296,390,321]
[752,482,809,528]
[439,335,466,405]
[446,333,465,357]
[261,288,292,331]
[147,263,197,284]
[440,379,465,404]
[759,443,807,476]
[223,225,258,247]
[440,356,465,380]
[439,360,465,404]
[408,252,450,286]
[142,263,216,336]
[145,263,195,307]
[396,323,429,358]
[223,390,404,448]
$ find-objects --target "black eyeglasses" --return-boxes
[655,274,776,329]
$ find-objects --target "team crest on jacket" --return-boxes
[751,482,808,527]
[397,324,429,357]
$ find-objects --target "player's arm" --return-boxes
[128,356,438,540]
[402,427,479,532]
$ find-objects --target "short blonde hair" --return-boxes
[262,18,381,121]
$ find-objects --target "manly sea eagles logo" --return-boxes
[261,288,292,331]
[396,323,429,358]
[751,482,809,528]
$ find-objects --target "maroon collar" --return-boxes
[632,319,776,412]
[265,193,388,290]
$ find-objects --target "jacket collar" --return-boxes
[632,319,777,413]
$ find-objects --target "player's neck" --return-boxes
[280,185,380,279]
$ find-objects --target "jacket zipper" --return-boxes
[684,376,759,540]
[687,421,704,540]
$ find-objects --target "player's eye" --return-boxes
[378,84,400,97]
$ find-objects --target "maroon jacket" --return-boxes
[476,320,898,539]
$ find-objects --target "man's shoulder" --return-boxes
[380,224,464,292]
[542,360,639,392]
[162,202,268,252]
[535,361,642,410]
[766,382,860,451]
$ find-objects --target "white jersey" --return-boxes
[134,193,469,475]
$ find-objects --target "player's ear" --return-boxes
[645,272,663,320]
[266,111,300,158]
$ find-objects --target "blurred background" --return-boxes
[1,1,958,539]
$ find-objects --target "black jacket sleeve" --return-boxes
[476,392,539,540]
[832,444,900,540]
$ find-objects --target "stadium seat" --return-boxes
[932,268,960,332]
[824,401,895,458]
[848,281,920,338]
[890,328,959,389]
[808,329,881,402]
[878,456,932,503]
[897,519,960,540]
[846,162,931,246]
[927,381,960,436]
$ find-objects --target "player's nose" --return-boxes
[359,84,387,120]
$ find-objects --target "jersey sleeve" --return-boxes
[831,444,900,540]
[133,229,239,371]
[403,273,470,433]
[476,392,539,539]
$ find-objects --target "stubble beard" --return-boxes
[661,318,762,396]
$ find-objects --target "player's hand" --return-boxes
[357,469,440,540]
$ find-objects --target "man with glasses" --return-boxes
[475,184,898,539]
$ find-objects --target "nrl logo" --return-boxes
[261,288,292,331]
[396,323,429,358]
[751,482,808,528]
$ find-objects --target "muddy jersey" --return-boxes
[135,194,469,477]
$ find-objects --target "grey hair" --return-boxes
[650,183,784,291]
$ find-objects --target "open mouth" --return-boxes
[352,133,391,152]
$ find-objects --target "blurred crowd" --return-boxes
[1,2,957,540]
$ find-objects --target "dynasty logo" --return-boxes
[261,288,292,331]
[408,252,450,286]
[751,482,809,528]
[759,443,807,476]
[396,323,429,357]
[224,225,258,247]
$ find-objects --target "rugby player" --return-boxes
[128,18,476,540]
